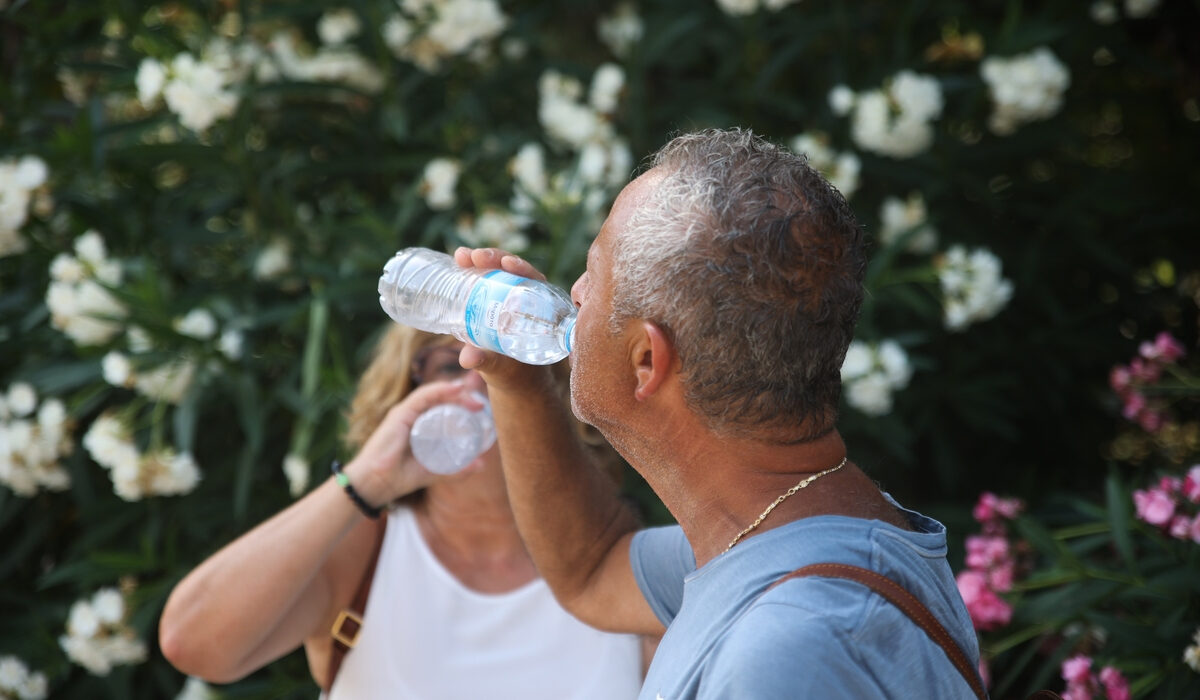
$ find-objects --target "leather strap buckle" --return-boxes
[331,609,364,648]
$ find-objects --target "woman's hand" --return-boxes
[342,379,486,506]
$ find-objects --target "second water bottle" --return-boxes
[410,393,496,475]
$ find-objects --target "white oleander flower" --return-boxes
[0,386,73,497]
[789,132,861,199]
[841,339,914,416]
[0,227,27,258]
[46,232,128,346]
[218,329,244,360]
[589,63,625,115]
[577,142,609,185]
[176,676,219,700]
[382,15,415,55]
[511,143,548,197]
[162,53,239,132]
[539,70,607,150]
[173,308,218,340]
[936,246,1014,331]
[143,449,201,498]
[0,655,48,700]
[67,599,101,639]
[716,0,757,14]
[317,9,362,45]
[878,192,937,253]
[83,413,141,478]
[13,157,47,190]
[597,3,644,58]
[847,71,943,158]
[456,209,529,252]
[50,253,85,283]
[1125,0,1160,18]
[136,58,167,107]
[60,588,148,675]
[828,84,856,116]
[127,326,153,354]
[606,139,634,188]
[384,0,507,72]
[102,351,134,387]
[426,0,507,56]
[134,357,197,404]
[420,158,462,210]
[845,373,893,416]
[283,453,309,497]
[74,229,107,264]
[0,155,49,258]
[91,589,125,624]
[254,238,292,280]
[980,47,1070,135]
[6,383,36,418]
[287,46,385,93]
[1185,626,1200,673]
[1090,1,1119,23]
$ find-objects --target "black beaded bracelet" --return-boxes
[331,461,383,519]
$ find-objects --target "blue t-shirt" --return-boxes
[630,496,980,699]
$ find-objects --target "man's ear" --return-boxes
[632,321,673,402]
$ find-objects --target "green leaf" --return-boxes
[1105,469,1137,573]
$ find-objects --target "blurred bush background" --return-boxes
[1,0,1198,697]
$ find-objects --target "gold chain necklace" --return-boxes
[724,456,848,552]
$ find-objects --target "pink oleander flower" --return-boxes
[1109,366,1131,394]
[1134,487,1176,526]
[1061,687,1093,700]
[1129,357,1161,383]
[1099,666,1130,700]
[1137,408,1165,433]
[1183,465,1200,503]
[1062,654,1093,685]
[1169,515,1192,539]
[1189,515,1200,544]
[1121,391,1146,420]
[956,570,1012,631]
[1160,476,1182,493]
[1139,331,1185,364]
[972,491,1023,524]
[965,534,1010,569]
[987,562,1015,593]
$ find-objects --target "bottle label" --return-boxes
[464,270,521,353]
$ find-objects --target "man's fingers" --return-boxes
[500,253,546,281]
[454,246,547,282]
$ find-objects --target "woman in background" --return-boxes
[159,324,646,698]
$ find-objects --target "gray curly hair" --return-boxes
[610,128,866,443]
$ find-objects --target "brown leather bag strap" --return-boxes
[323,516,387,692]
[774,562,987,700]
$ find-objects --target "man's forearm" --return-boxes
[488,369,640,602]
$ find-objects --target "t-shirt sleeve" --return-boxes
[629,525,695,627]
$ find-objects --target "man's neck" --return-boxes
[634,428,861,567]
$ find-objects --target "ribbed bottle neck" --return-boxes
[559,314,577,355]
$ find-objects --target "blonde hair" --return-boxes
[344,324,457,451]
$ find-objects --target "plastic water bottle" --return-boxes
[409,393,496,475]
[378,248,576,365]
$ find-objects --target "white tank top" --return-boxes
[328,507,642,699]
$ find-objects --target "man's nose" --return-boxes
[570,276,584,307]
